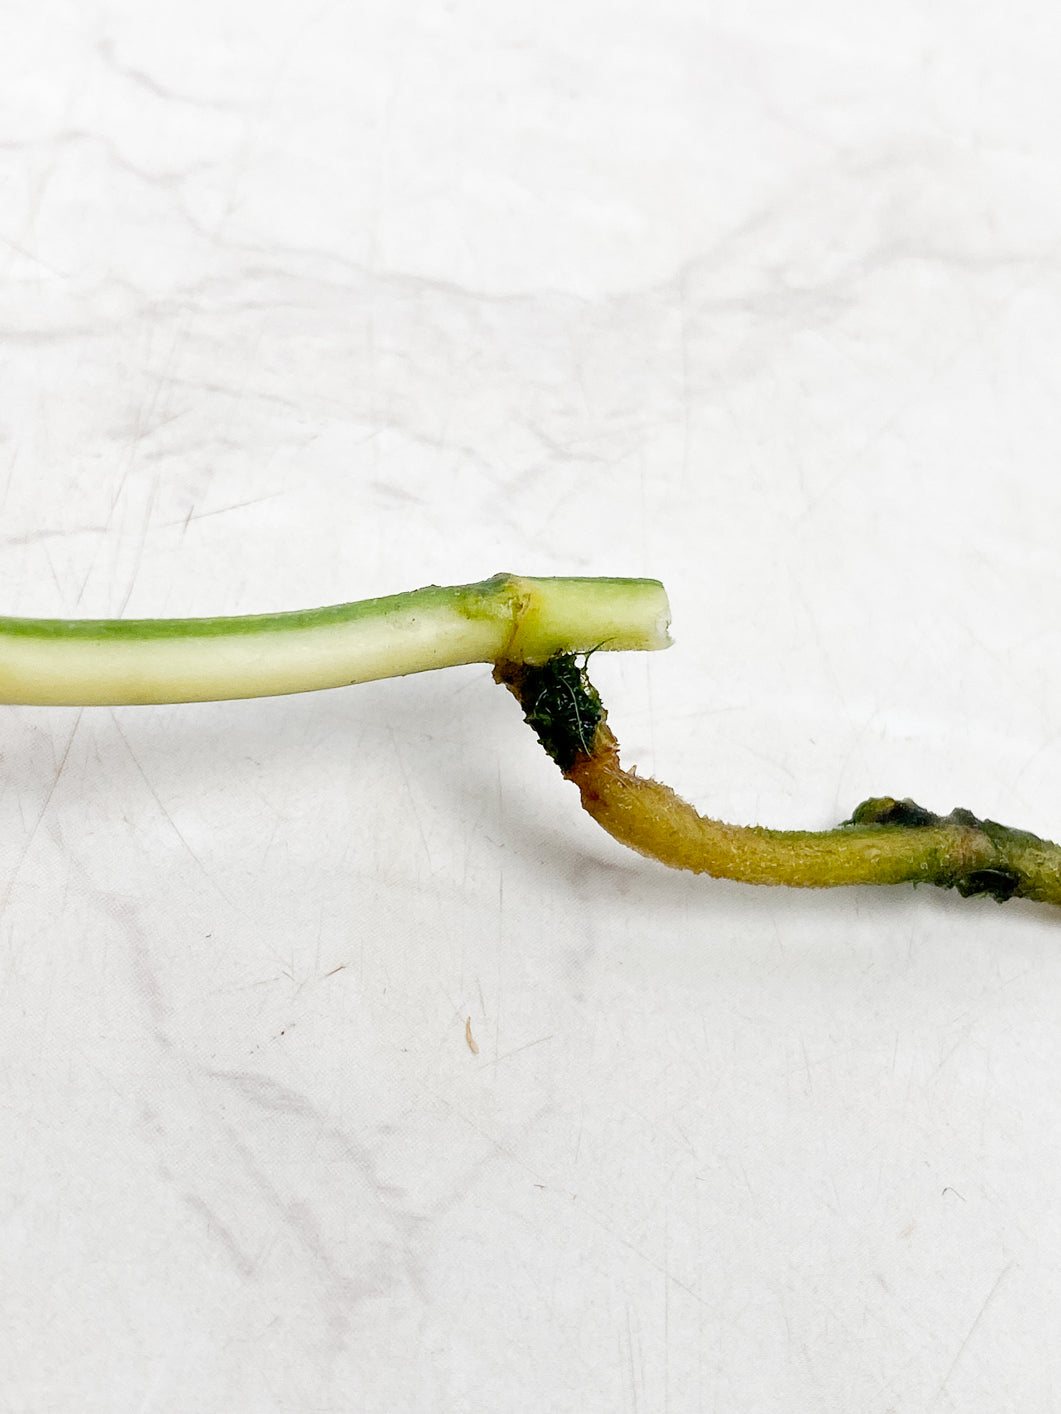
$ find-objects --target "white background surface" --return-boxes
[3,2,1061,1410]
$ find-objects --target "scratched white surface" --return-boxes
[3,1,1061,1410]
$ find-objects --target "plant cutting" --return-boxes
[3,571,1060,907]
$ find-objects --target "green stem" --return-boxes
[0,573,671,706]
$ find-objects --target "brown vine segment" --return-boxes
[496,654,1061,907]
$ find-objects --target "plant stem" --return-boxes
[496,654,1061,907]
[0,573,671,706]
[13,570,1058,909]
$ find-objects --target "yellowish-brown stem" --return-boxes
[497,654,1061,908]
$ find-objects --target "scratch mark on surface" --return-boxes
[483,1033,553,1069]
[387,724,432,866]
[171,491,286,529]
[465,1016,479,1055]
[115,471,160,618]
[626,1302,639,1412]
[677,264,692,495]
[1,711,82,914]
[935,1261,1013,1400]
[2,524,109,548]
[108,713,235,906]
[494,870,504,1058]
[427,1087,707,1307]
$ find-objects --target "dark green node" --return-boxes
[502,654,604,773]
